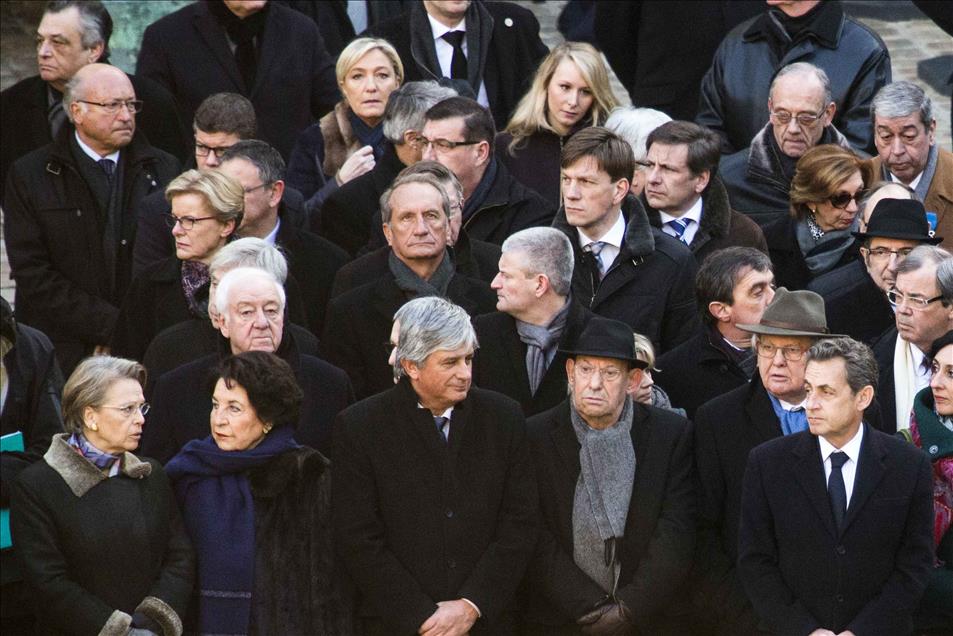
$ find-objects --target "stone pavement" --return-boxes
[2,1,952,306]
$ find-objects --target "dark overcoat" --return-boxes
[807,259,894,345]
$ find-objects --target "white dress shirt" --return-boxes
[263,217,281,246]
[75,131,120,163]
[659,196,704,245]
[890,169,923,191]
[427,13,489,108]
[910,344,932,392]
[818,424,865,507]
[577,211,626,273]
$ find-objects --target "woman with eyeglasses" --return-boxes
[898,331,953,630]
[10,356,194,635]
[109,170,243,362]
[762,144,873,290]
[497,42,619,208]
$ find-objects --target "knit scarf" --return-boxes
[894,336,924,433]
[462,156,498,222]
[67,432,121,472]
[181,260,211,316]
[570,396,635,594]
[388,249,454,298]
[165,428,299,636]
[796,213,858,275]
[348,109,386,162]
[909,388,953,552]
[515,298,571,395]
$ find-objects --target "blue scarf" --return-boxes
[768,394,808,435]
[165,428,298,635]
[348,109,386,162]
[68,432,120,471]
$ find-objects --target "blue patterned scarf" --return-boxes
[67,432,121,472]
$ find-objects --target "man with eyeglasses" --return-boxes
[873,245,953,433]
[691,288,884,633]
[720,62,855,227]
[3,63,180,376]
[810,198,942,345]
[870,81,953,246]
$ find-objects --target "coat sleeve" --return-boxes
[659,254,698,354]
[593,1,640,90]
[527,523,607,621]
[307,23,341,121]
[108,272,154,362]
[835,46,891,155]
[694,43,735,154]
[132,193,172,278]
[136,24,174,95]
[320,296,368,397]
[331,411,440,633]
[456,408,539,624]
[139,373,181,465]
[737,447,822,634]
[616,420,696,629]
[846,451,935,634]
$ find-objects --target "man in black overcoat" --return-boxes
[473,227,593,416]
[522,316,694,634]
[333,297,537,635]
[738,337,934,634]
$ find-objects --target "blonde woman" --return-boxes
[496,42,619,207]
[286,37,403,210]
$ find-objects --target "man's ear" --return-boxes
[708,301,732,324]
[383,222,394,247]
[612,178,630,206]
[694,169,711,194]
[402,358,420,380]
[854,384,874,412]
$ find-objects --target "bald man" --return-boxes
[3,63,180,375]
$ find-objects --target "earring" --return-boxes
[87,422,98,432]
[263,424,273,435]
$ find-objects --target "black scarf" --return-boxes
[463,156,498,221]
[388,249,455,299]
[209,0,269,91]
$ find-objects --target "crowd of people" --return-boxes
[1,0,952,635]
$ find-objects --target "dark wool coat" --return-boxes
[0,73,188,200]
[642,177,768,264]
[522,400,695,634]
[274,0,408,57]
[762,215,862,292]
[807,259,895,345]
[552,196,699,355]
[10,435,194,636]
[654,325,749,420]
[495,129,568,209]
[471,300,594,416]
[136,1,339,159]
[739,426,934,634]
[873,327,902,435]
[460,159,554,247]
[322,266,497,399]
[332,379,538,635]
[366,0,548,127]
[3,127,180,376]
[696,0,890,154]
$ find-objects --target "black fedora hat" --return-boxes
[852,199,942,244]
[559,316,648,368]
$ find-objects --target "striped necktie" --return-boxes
[583,241,608,278]
[434,416,449,443]
[666,218,691,244]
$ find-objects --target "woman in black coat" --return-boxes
[496,42,618,208]
[763,144,872,290]
[10,356,194,635]
[109,169,243,361]
[165,352,352,635]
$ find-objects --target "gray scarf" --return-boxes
[796,213,859,275]
[388,249,454,299]
[570,396,635,593]
[515,298,571,395]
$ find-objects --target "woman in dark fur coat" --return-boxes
[166,351,353,635]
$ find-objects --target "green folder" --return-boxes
[1,431,25,550]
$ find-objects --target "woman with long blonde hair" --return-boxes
[496,42,619,207]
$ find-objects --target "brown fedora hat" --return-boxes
[737,288,844,338]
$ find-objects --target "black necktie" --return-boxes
[434,416,449,443]
[98,158,116,186]
[828,451,848,530]
[441,30,467,80]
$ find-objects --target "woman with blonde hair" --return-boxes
[496,41,619,207]
[286,37,403,211]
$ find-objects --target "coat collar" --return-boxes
[44,433,152,497]
[46,122,160,173]
[743,0,844,50]
[643,177,734,245]
[743,375,784,443]
[192,2,246,92]
[553,194,656,261]
[747,123,853,187]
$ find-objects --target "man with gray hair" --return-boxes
[604,106,671,198]
[873,244,953,432]
[720,62,855,226]
[333,297,537,636]
[870,81,953,245]
[472,227,595,415]
[143,266,352,463]
[319,80,458,255]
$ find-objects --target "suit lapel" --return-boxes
[193,7,245,92]
[501,316,533,405]
[251,6,280,97]
[791,432,839,539]
[745,379,783,446]
[840,424,887,534]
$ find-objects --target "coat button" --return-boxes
[836,545,846,555]
[836,594,844,603]
[120,239,128,246]
[504,17,513,27]
[75,209,82,217]
[445,508,454,519]
[929,445,939,455]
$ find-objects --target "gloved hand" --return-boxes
[576,598,634,636]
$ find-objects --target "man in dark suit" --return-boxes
[473,227,593,416]
[655,246,774,419]
[322,169,496,399]
[366,0,548,127]
[333,296,537,635]
[523,316,694,634]
[142,267,351,464]
[136,0,339,159]
[3,64,180,376]
[0,0,186,198]
[218,140,348,335]
[739,337,934,634]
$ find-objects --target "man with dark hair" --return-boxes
[655,246,774,419]
[367,0,548,126]
[3,63,180,375]
[421,96,553,245]
[552,126,697,354]
[641,121,766,262]
[739,337,934,635]
[136,0,339,159]
[719,62,855,226]
[0,0,186,197]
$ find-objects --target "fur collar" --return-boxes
[320,101,360,177]
[44,434,152,497]
[747,123,852,185]
[643,177,734,239]
[553,195,656,259]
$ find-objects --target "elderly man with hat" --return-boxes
[522,316,695,635]
[809,198,943,344]
[690,289,885,633]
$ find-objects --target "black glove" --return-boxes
[576,598,634,635]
